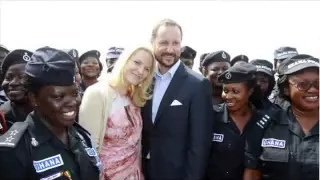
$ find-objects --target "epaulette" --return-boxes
[256,114,272,129]
[0,122,28,148]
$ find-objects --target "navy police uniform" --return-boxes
[0,50,33,131]
[249,59,280,113]
[269,47,298,109]
[245,56,319,180]
[206,63,272,180]
[180,46,197,69]
[0,47,101,180]
[230,55,249,66]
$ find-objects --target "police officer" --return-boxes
[78,50,103,95]
[201,51,231,104]
[0,47,101,180]
[199,52,208,74]
[244,55,319,180]
[0,45,10,105]
[230,54,249,66]
[269,46,298,109]
[249,59,280,112]
[105,46,124,73]
[180,46,197,69]
[63,49,82,87]
[0,49,34,132]
[206,63,269,180]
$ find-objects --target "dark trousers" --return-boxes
[142,158,152,180]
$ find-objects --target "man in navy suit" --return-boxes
[142,19,214,180]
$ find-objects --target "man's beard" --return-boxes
[155,53,179,68]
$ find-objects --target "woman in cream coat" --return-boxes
[79,46,156,180]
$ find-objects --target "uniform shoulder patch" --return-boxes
[0,122,28,148]
[256,114,272,129]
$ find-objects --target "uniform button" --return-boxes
[226,172,229,174]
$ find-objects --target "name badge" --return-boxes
[40,172,62,180]
[86,148,97,157]
[33,154,64,173]
[261,138,286,149]
[212,133,224,142]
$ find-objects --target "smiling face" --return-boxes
[222,82,253,112]
[2,63,28,104]
[152,25,182,69]
[286,68,319,111]
[122,49,153,86]
[80,57,100,78]
[206,61,231,87]
[30,84,81,127]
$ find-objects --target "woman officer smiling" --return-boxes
[244,55,319,180]
[0,47,100,180]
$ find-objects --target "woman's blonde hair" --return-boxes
[108,46,156,107]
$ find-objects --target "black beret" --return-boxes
[218,63,257,84]
[106,47,124,60]
[0,45,9,54]
[62,49,79,61]
[202,51,230,67]
[1,49,33,76]
[274,46,298,61]
[278,54,318,75]
[250,59,274,76]
[180,46,197,60]
[231,55,249,66]
[79,50,101,64]
[25,47,76,86]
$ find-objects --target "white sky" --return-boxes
[0,1,319,72]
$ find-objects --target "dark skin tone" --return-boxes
[255,72,270,97]
[0,50,8,85]
[180,58,194,69]
[80,57,100,88]
[243,68,319,180]
[29,84,81,145]
[205,61,230,104]
[222,82,253,132]
[1,63,33,116]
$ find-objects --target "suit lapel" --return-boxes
[154,63,187,125]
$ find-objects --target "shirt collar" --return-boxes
[155,60,181,78]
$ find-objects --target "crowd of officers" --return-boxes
[0,43,318,180]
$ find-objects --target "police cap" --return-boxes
[25,47,76,86]
[274,46,298,61]
[1,49,33,76]
[202,51,230,67]
[230,55,249,66]
[62,49,79,61]
[250,59,274,76]
[218,63,257,84]
[180,46,197,60]
[277,54,318,75]
[79,50,101,64]
[106,47,124,60]
[0,45,9,54]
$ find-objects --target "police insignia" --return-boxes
[31,137,39,147]
[85,147,98,157]
[261,138,286,148]
[40,171,63,180]
[23,52,31,61]
[222,52,227,59]
[225,72,232,79]
[33,154,64,173]
[212,133,224,142]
